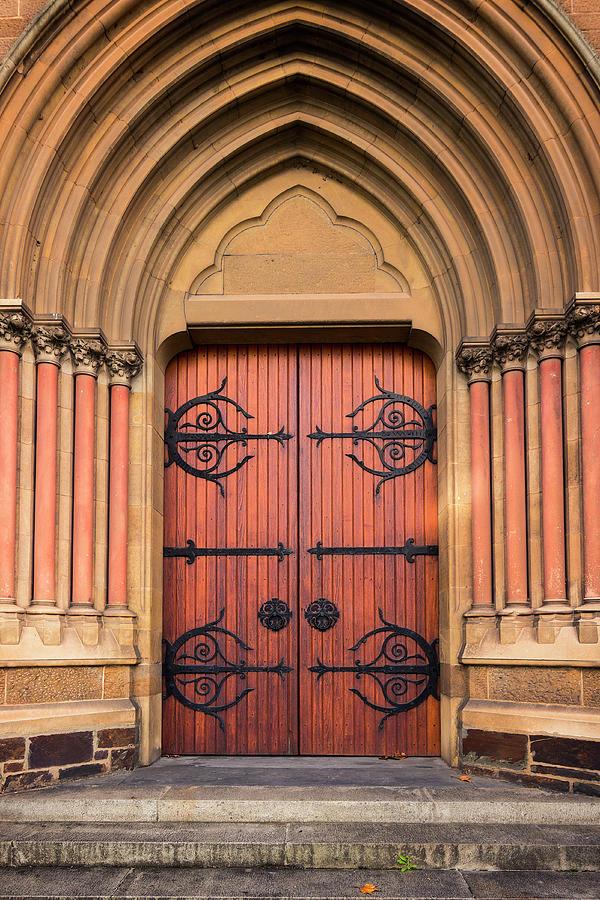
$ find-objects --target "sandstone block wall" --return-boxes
[463,666,600,793]
[0,664,136,792]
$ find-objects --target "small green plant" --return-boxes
[396,853,418,873]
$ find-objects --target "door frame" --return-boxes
[134,295,464,768]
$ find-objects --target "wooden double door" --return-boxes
[163,344,439,756]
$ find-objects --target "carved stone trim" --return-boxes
[566,298,600,349]
[492,327,529,372]
[70,337,106,377]
[527,313,567,360]
[0,310,32,355]
[105,346,143,387]
[31,324,70,366]
[456,340,493,383]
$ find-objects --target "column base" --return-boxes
[0,602,25,645]
[103,607,137,651]
[26,606,64,646]
[67,607,101,647]
[498,606,532,645]
[575,604,600,644]
[535,605,573,644]
[463,608,496,645]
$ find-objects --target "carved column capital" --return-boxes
[105,346,143,387]
[566,297,600,349]
[0,310,33,355]
[70,336,107,377]
[31,324,71,366]
[492,327,529,373]
[527,313,567,361]
[456,340,493,384]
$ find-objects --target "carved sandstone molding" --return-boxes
[0,310,32,355]
[492,328,529,372]
[70,337,106,377]
[105,347,143,387]
[31,324,70,366]
[567,300,600,348]
[527,314,567,360]
[456,341,493,383]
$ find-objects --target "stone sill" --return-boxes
[462,699,600,743]
[0,698,136,739]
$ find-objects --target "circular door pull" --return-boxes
[258,599,292,632]
[305,599,339,632]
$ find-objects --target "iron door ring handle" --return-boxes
[305,599,339,632]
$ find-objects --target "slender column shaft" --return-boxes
[0,351,20,601]
[502,369,529,606]
[538,357,567,604]
[71,373,96,607]
[580,343,600,601]
[107,384,130,608]
[32,362,59,605]
[470,380,494,608]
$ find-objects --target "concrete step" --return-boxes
[0,866,599,898]
[1,784,599,824]
[1,823,600,872]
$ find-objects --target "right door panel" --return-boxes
[298,344,440,756]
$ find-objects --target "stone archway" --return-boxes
[0,0,599,787]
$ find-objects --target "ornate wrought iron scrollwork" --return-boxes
[164,540,292,564]
[305,599,339,632]
[165,378,292,495]
[309,538,438,562]
[309,609,439,728]
[163,609,292,730]
[258,599,292,632]
[308,377,436,494]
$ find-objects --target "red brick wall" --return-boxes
[0,0,42,60]
[559,0,600,53]
[0,1,600,63]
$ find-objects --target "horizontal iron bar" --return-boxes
[164,540,293,563]
[308,429,432,441]
[310,664,434,676]
[166,663,292,676]
[309,540,439,561]
[171,430,292,443]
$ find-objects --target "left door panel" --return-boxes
[162,345,298,755]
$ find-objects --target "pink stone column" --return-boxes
[493,330,530,615]
[502,369,529,606]
[528,315,570,644]
[0,350,21,601]
[580,343,600,603]
[107,383,130,608]
[538,355,567,603]
[105,349,142,610]
[470,379,494,609]
[31,325,70,609]
[0,311,32,613]
[70,338,106,608]
[567,299,600,642]
[457,343,495,613]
